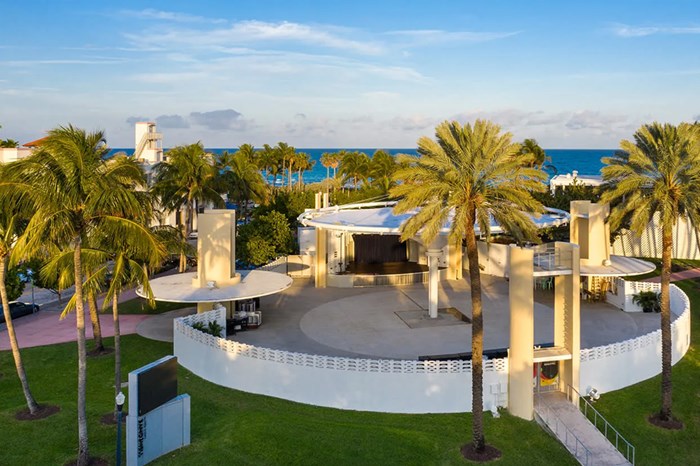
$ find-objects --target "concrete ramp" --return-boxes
[534,392,632,466]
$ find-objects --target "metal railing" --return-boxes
[535,397,592,466]
[567,385,636,465]
[532,244,573,272]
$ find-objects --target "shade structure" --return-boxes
[136,270,293,303]
[299,201,570,235]
[579,255,656,277]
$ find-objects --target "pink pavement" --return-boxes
[643,267,700,283]
[0,311,150,350]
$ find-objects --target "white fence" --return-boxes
[174,309,508,413]
[580,284,691,394]
[174,283,691,413]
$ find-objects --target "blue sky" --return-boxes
[1,1,699,148]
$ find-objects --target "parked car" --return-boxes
[188,231,198,240]
[0,301,40,324]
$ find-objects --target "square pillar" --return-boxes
[315,228,327,288]
[426,249,442,318]
[508,246,535,420]
[448,239,463,280]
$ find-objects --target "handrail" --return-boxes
[567,385,636,465]
[534,396,592,466]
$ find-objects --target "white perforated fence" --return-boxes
[174,283,691,413]
[174,308,509,413]
[580,284,691,394]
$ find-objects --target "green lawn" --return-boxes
[1,278,698,465]
[117,298,193,315]
[0,339,575,465]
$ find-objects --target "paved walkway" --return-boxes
[1,268,182,350]
[643,267,700,283]
[0,312,150,350]
[130,276,674,361]
[535,392,631,465]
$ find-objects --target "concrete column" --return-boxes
[426,249,442,318]
[197,302,213,314]
[508,246,535,420]
[322,192,329,208]
[315,228,327,288]
[448,240,463,280]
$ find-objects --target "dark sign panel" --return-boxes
[137,356,178,416]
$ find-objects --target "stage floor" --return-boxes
[340,261,430,275]
[230,276,669,360]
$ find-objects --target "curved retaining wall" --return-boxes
[579,283,691,394]
[173,283,691,413]
[174,311,508,414]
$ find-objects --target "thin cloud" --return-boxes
[156,114,190,129]
[126,20,384,55]
[120,8,226,24]
[610,23,700,37]
[387,29,519,44]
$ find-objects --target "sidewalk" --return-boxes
[1,267,182,350]
[643,267,700,283]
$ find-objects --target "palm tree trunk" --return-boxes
[113,292,122,420]
[464,219,485,452]
[87,291,104,353]
[660,221,673,420]
[0,257,39,414]
[73,241,90,465]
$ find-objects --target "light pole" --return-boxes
[27,268,35,312]
[115,391,125,465]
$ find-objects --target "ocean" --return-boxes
[111,148,613,185]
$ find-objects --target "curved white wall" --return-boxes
[174,283,691,413]
[580,284,691,394]
[174,310,508,414]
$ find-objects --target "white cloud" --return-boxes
[120,8,226,24]
[125,20,384,55]
[610,23,700,37]
[386,29,519,45]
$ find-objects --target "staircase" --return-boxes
[534,389,634,465]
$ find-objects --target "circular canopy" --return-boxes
[137,270,293,303]
[299,202,570,235]
[580,256,656,277]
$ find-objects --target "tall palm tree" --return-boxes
[295,151,315,189]
[6,127,158,465]
[339,151,370,190]
[0,203,40,415]
[370,149,397,193]
[217,146,268,223]
[276,142,296,191]
[601,122,700,426]
[152,142,223,271]
[391,120,546,456]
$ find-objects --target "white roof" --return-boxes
[299,201,570,235]
[550,172,603,189]
[580,255,656,277]
[137,270,293,303]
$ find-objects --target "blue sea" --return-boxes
[111,148,613,185]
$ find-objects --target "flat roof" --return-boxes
[580,255,656,277]
[137,270,293,303]
[299,201,570,235]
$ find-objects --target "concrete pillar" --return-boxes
[314,192,322,210]
[448,239,463,280]
[197,302,213,314]
[315,228,327,288]
[426,249,442,318]
[194,210,240,289]
[508,246,535,420]
[322,192,329,208]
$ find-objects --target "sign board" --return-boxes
[127,355,190,466]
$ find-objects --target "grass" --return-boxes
[0,336,576,465]
[116,298,193,315]
[2,277,698,465]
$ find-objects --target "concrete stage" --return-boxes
[228,276,668,360]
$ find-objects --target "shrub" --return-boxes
[632,290,661,313]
